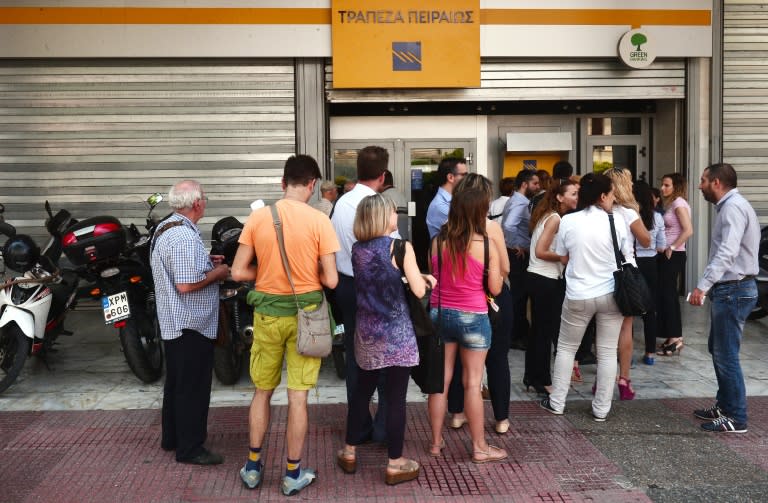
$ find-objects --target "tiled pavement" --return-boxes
[1,303,768,502]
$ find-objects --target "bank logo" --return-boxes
[392,42,421,71]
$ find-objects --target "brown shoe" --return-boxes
[385,459,420,485]
[472,445,508,464]
[337,448,356,474]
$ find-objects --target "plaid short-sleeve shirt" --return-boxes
[150,213,219,340]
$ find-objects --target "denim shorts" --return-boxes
[430,307,491,350]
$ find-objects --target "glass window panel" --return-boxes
[332,149,359,187]
[409,147,464,191]
[592,145,637,179]
[587,118,641,136]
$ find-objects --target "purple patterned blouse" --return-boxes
[351,236,419,370]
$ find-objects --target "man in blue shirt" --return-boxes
[152,180,230,465]
[689,163,760,433]
[501,169,540,350]
[425,157,469,239]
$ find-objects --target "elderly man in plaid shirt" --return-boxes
[151,180,229,465]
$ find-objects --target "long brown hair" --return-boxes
[438,187,489,277]
[529,178,579,232]
[661,172,688,208]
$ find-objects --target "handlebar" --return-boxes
[0,220,16,238]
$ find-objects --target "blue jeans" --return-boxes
[708,279,757,425]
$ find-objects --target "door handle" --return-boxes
[638,146,647,157]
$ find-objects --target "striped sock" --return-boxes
[286,458,301,479]
[245,447,262,472]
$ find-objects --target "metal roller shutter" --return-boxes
[723,2,768,223]
[0,59,295,244]
[326,58,685,102]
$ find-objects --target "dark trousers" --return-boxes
[636,256,660,353]
[345,366,410,459]
[508,250,531,344]
[526,272,565,387]
[657,251,686,340]
[447,284,512,422]
[337,274,387,443]
[162,329,214,461]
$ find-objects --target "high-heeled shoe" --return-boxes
[617,377,635,400]
[571,365,583,383]
[657,339,684,357]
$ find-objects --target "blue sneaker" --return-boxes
[281,468,316,496]
[700,416,747,433]
[642,355,655,365]
[239,465,262,489]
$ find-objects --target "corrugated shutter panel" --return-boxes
[326,58,685,102]
[723,2,768,223]
[0,59,295,244]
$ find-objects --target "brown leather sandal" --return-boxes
[337,447,356,474]
[428,439,445,457]
[472,444,508,464]
[385,459,420,485]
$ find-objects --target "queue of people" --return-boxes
[150,151,759,496]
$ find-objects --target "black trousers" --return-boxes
[525,272,565,387]
[636,256,660,354]
[507,250,531,344]
[162,329,214,461]
[345,366,410,459]
[657,251,686,340]
[447,284,512,422]
[336,274,387,443]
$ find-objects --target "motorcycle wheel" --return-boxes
[119,312,163,383]
[332,345,346,380]
[213,302,244,385]
[0,325,31,394]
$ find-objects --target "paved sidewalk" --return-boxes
[1,303,767,501]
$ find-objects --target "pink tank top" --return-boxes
[430,250,487,313]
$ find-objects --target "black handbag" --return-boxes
[399,237,444,394]
[392,238,435,338]
[609,213,654,316]
[481,235,501,329]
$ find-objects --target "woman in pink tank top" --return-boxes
[427,186,507,464]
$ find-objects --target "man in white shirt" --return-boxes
[331,145,389,443]
[489,177,515,223]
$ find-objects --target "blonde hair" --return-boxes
[353,194,396,242]
[605,168,639,212]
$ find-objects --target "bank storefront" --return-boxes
[0,1,713,284]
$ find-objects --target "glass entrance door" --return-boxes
[330,139,474,270]
[583,117,650,181]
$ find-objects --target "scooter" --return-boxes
[53,194,166,383]
[209,215,253,384]
[0,204,79,394]
[749,225,768,320]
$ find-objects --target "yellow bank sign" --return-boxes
[332,0,480,88]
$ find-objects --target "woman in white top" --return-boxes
[524,179,579,395]
[540,173,634,421]
[632,181,667,364]
[605,168,650,401]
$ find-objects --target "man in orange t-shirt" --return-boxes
[232,154,339,496]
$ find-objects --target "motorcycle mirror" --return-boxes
[44,200,53,218]
[0,202,4,214]
[0,221,16,238]
[147,193,163,208]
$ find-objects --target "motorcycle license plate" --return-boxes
[102,291,131,324]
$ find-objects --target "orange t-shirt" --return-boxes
[239,199,340,295]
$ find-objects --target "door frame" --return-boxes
[580,115,653,180]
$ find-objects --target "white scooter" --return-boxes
[0,206,79,394]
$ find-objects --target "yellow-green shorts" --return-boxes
[249,312,321,391]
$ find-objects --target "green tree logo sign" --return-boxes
[631,33,647,51]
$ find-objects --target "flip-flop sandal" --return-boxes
[337,447,356,474]
[472,444,508,464]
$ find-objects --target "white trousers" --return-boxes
[549,293,624,418]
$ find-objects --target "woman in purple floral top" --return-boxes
[336,194,436,486]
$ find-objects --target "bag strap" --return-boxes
[269,204,301,309]
[607,212,624,270]
[435,236,443,335]
[150,219,184,252]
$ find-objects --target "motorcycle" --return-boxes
[749,225,768,320]
[0,203,79,394]
[53,194,165,383]
[209,216,253,384]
